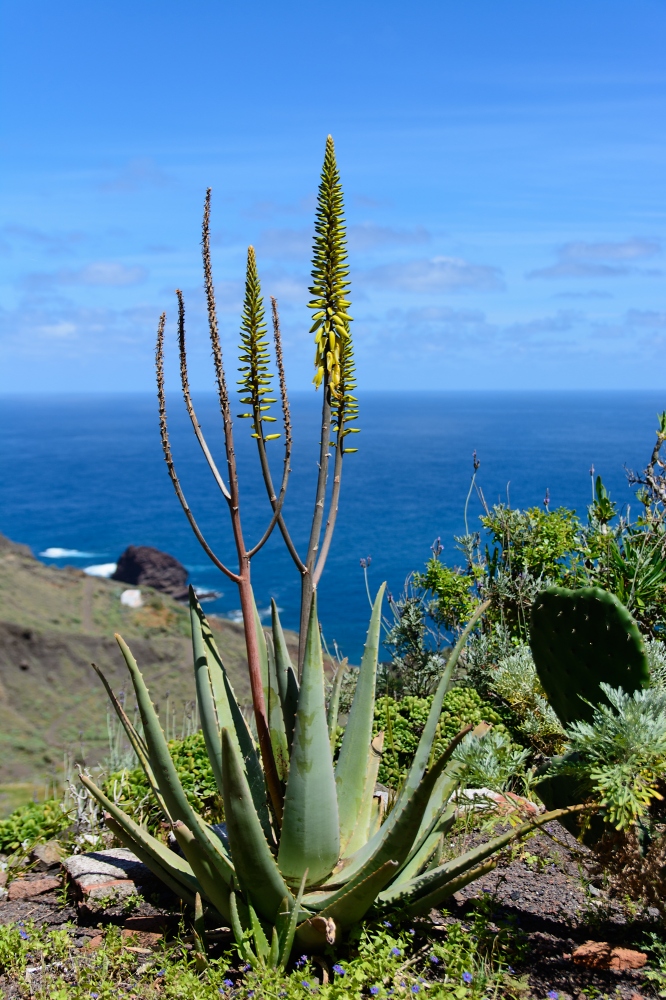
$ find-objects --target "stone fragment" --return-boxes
[84,934,104,950]
[31,840,65,869]
[571,941,647,971]
[7,877,60,900]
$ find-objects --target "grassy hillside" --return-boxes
[0,534,298,813]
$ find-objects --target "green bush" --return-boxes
[0,798,72,854]
[372,686,508,788]
[104,730,220,835]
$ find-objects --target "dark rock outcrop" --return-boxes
[111,545,188,599]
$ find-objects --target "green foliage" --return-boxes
[530,585,650,727]
[490,643,565,755]
[481,504,581,582]
[381,593,447,698]
[104,730,220,835]
[237,245,280,441]
[452,730,531,794]
[0,797,72,854]
[415,558,479,630]
[372,687,508,789]
[555,683,666,830]
[0,915,524,999]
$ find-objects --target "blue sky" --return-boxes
[1,0,665,392]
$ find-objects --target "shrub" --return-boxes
[372,687,508,789]
[0,798,72,854]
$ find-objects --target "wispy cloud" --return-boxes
[554,290,614,300]
[99,158,171,193]
[528,238,662,279]
[256,223,431,261]
[1,224,86,256]
[349,223,430,252]
[22,261,148,289]
[359,255,503,293]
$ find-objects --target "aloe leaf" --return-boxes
[267,633,290,783]
[268,927,280,969]
[335,584,385,852]
[379,804,586,907]
[278,595,340,887]
[249,903,270,961]
[319,860,399,929]
[319,727,470,891]
[402,858,499,917]
[342,726,384,859]
[79,773,199,902]
[221,728,295,923]
[229,891,255,967]
[326,659,347,755]
[278,871,307,969]
[173,821,232,923]
[190,599,224,795]
[103,815,197,906]
[396,601,488,810]
[190,592,273,845]
[393,802,456,887]
[92,663,170,820]
[271,599,299,750]
[114,632,235,886]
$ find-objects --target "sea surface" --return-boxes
[0,391,664,661]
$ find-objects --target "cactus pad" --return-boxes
[530,585,649,726]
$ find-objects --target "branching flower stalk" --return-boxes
[155,137,359,819]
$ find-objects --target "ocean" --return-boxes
[0,390,663,661]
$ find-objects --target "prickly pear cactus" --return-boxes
[530,585,649,726]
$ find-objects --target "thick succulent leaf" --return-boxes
[190,599,224,795]
[92,662,169,820]
[248,903,270,961]
[319,860,399,931]
[79,773,199,902]
[343,731,384,858]
[320,727,470,891]
[335,584,385,852]
[221,728,296,923]
[326,660,347,754]
[277,872,307,969]
[267,634,290,783]
[393,802,455,887]
[104,816,198,907]
[402,858,499,917]
[268,927,280,968]
[379,804,584,907]
[114,632,235,885]
[173,821,232,923]
[396,601,488,811]
[278,595,340,887]
[190,591,273,845]
[271,600,299,750]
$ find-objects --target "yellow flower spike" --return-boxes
[237,246,280,442]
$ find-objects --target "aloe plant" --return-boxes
[82,137,582,961]
[83,592,579,962]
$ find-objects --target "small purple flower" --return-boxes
[295,954,308,969]
[430,954,440,964]
[332,964,345,975]
[383,920,392,927]
[391,947,401,957]
[157,969,166,977]
[223,979,234,988]
[301,982,311,990]
[247,993,255,998]
[19,930,29,940]
[370,989,380,997]
[508,967,515,975]
[90,995,99,999]
[411,988,420,995]
[547,993,558,1000]
[408,928,415,935]
[462,972,473,984]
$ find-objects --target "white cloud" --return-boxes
[359,255,503,293]
[528,238,662,279]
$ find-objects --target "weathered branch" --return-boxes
[176,289,232,502]
[156,313,240,584]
